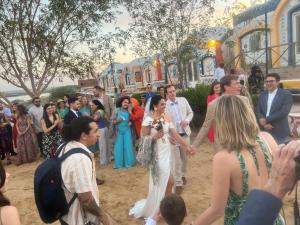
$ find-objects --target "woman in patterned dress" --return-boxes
[41,103,62,158]
[193,96,284,225]
[15,104,39,165]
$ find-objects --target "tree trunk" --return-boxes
[176,55,184,90]
[163,59,168,84]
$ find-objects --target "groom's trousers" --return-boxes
[171,135,189,187]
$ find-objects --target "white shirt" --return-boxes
[168,98,185,134]
[28,105,43,133]
[98,96,104,105]
[70,109,79,117]
[266,88,278,117]
[214,67,225,81]
[60,141,100,225]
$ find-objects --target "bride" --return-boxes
[129,95,196,219]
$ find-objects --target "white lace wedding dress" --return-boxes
[129,116,174,218]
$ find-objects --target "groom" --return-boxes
[165,85,194,195]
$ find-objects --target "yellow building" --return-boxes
[233,0,300,78]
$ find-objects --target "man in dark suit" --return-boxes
[236,140,299,225]
[257,73,293,144]
[63,97,81,125]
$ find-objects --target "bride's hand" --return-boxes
[186,145,197,156]
[153,130,164,141]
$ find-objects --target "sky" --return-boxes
[1,0,252,92]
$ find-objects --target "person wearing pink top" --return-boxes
[206,81,221,143]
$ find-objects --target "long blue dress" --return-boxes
[114,109,136,168]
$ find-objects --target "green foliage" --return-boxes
[177,84,210,114]
[176,84,210,129]
[131,93,142,101]
[49,85,80,101]
[0,0,120,97]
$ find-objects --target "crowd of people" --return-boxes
[0,72,298,225]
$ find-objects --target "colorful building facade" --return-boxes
[233,0,300,78]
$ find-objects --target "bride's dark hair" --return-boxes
[150,95,163,111]
[0,162,10,206]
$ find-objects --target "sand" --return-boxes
[5,141,296,225]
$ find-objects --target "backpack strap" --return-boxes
[58,148,93,217]
[58,148,92,163]
[54,142,68,158]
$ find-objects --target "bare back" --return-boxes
[229,132,277,195]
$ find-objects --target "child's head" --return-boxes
[160,194,186,225]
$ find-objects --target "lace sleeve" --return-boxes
[142,116,153,127]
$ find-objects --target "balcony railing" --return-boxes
[230,41,300,71]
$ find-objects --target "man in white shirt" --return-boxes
[60,116,110,225]
[29,97,44,155]
[257,73,293,144]
[165,85,193,194]
[214,63,225,81]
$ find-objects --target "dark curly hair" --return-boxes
[209,81,221,95]
[92,100,105,111]
[150,95,163,111]
[116,96,131,108]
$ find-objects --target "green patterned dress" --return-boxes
[224,136,285,225]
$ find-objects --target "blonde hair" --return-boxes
[215,95,259,151]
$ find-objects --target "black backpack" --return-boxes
[34,143,92,223]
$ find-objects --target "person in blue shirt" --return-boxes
[144,83,156,103]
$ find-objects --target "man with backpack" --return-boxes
[34,117,110,225]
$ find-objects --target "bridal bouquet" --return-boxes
[151,114,165,143]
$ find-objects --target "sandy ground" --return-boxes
[5,140,297,225]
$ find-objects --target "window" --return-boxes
[135,71,142,82]
[249,32,262,52]
[125,73,130,85]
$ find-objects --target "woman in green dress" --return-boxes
[193,95,284,225]
[56,99,69,120]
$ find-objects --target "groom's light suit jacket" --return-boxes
[165,97,193,136]
[192,95,251,150]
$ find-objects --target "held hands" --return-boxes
[180,120,189,128]
[186,145,197,156]
[259,118,267,127]
[264,123,273,130]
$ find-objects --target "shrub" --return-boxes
[49,85,80,101]
[131,92,143,104]
[177,84,210,130]
[177,84,210,114]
